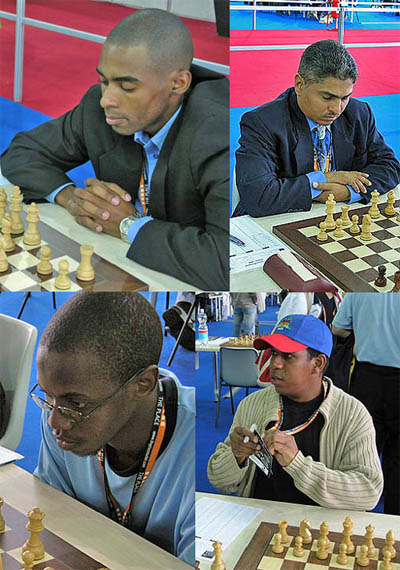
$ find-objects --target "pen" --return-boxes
[230,234,246,247]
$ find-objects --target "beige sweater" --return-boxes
[207,380,383,511]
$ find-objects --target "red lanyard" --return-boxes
[273,379,328,435]
[97,384,166,527]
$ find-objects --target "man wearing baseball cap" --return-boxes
[207,314,383,510]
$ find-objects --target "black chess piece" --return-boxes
[374,265,387,287]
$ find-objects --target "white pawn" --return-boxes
[333,218,345,238]
[381,549,393,570]
[76,244,95,281]
[293,536,304,557]
[317,221,328,242]
[36,246,53,276]
[55,260,71,290]
[0,242,9,273]
[316,536,329,560]
[349,214,360,234]
[357,544,370,567]
[337,543,348,565]
[272,532,284,554]
[22,550,35,569]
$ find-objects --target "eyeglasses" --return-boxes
[29,367,144,424]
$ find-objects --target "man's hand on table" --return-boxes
[230,427,298,468]
[55,178,135,238]
[312,183,350,202]
[312,170,372,202]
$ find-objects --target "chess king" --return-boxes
[208,314,383,510]
[233,39,400,217]
[29,292,195,565]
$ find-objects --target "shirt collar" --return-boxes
[134,105,182,150]
[306,117,332,132]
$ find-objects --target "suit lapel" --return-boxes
[288,90,315,174]
[332,119,355,170]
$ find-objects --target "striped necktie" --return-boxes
[313,125,330,172]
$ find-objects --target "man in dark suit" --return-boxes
[233,40,400,217]
[1,9,229,290]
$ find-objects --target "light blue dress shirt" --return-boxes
[305,117,361,204]
[47,106,182,244]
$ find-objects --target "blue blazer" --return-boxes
[233,88,400,217]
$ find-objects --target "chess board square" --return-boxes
[319,241,346,254]
[307,550,331,565]
[304,565,335,570]
[0,271,37,291]
[362,253,388,267]
[7,251,40,270]
[0,552,21,570]
[336,236,362,248]
[51,256,80,273]
[383,262,398,277]
[373,229,397,241]
[13,236,46,251]
[258,556,283,570]
[370,279,395,292]
[300,226,320,237]
[354,234,379,245]
[357,267,381,283]
[343,258,372,272]
[333,250,358,262]
[329,554,355,570]
[349,245,376,258]
[389,225,400,236]
[383,237,400,249]
[379,249,400,262]
[375,217,398,229]
[311,540,334,554]
[355,545,379,561]
[286,547,310,562]
[367,241,391,253]
[40,278,81,292]
[5,545,53,565]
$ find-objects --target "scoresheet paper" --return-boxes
[230,216,286,273]
[196,496,262,562]
[0,446,23,465]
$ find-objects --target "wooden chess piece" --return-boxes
[0,188,7,227]
[76,244,95,281]
[0,243,8,273]
[340,204,351,226]
[364,524,376,557]
[23,203,41,246]
[333,218,345,238]
[325,193,336,231]
[55,260,71,290]
[319,521,330,546]
[384,190,396,216]
[349,214,360,234]
[21,550,35,570]
[293,536,304,557]
[337,543,348,565]
[374,265,387,288]
[396,209,400,222]
[392,268,400,293]
[368,189,381,219]
[22,507,45,560]
[9,186,24,234]
[317,221,328,242]
[342,516,355,554]
[316,536,329,560]
[384,530,396,559]
[278,520,290,544]
[36,246,53,276]
[360,214,372,241]
[381,548,393,570]
[357,544,370,567]
[1,216,16,252]
[299,519,312,544]
[0,497,5,531]
[272,532,284,553]
[210,541,226,570]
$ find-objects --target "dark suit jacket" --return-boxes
[1,65,229,290]
[233,87,400,217]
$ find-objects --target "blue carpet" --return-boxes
[230,94,400,211]
[231,2,400,29]
[196,302,279,494]
[0,292,194,474]
[0,96,95,187]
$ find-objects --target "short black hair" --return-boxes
[106,9,193,72]
[298,40,358,85]
[40,292,163,385]
[306,347,330,374]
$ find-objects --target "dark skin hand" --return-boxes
[230,426,299,468]
[312,171,372,201]
[55,178,136,238]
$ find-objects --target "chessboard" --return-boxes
[0,209,148,292]
[233,521,400,570]
[221,334,257,347]
[273,200,400,292]
[0,502,108,570]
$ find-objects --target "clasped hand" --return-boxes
[312,170,372,202]
[56,178,136,238]
[230,426,298,468]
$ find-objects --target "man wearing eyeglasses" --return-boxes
[30,291,195,566]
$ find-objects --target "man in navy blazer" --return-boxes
[233,40,400,217]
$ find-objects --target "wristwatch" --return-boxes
[119,212,144,243]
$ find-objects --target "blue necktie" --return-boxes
[313,125,331,172]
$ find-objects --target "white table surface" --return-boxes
[196,492,400,570]
[2,184,196,291]
[230,186,400,292]
[0,463,192,570]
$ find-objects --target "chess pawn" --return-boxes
[0,244,8,273]
[384,190,396,216]
[349,214,360,234]
[333,218,345,238]
[317,221,328,242]
[22,550,35,570]
[36,246,53,276]
[272,532,284,554]
[0,497,5,532]
[337,543,348,565]
[381,549,393,570]
[211,541,226,570]
[369,189,381,219]
[357,544,370,567]
[293,536,304,557]
[340,204,351,226]
[299,519,312,544]
[278,520,290,544]
[23,203,41,246]
[316,536,329,560]
[374,265,387,288]
[22,507,45,560]
[1,217,16,252]
[76,244,95,281]
[55,259,71,290]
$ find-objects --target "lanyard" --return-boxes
[97,382,166,528]
[313,144,332,173]
[138,160,149,215]
[273,379,328,435]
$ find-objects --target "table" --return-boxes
[2,184,196,291]
[196,492,400,570]
[196,338,230,401]
[0,463,192,570]
[231,185,400,292]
